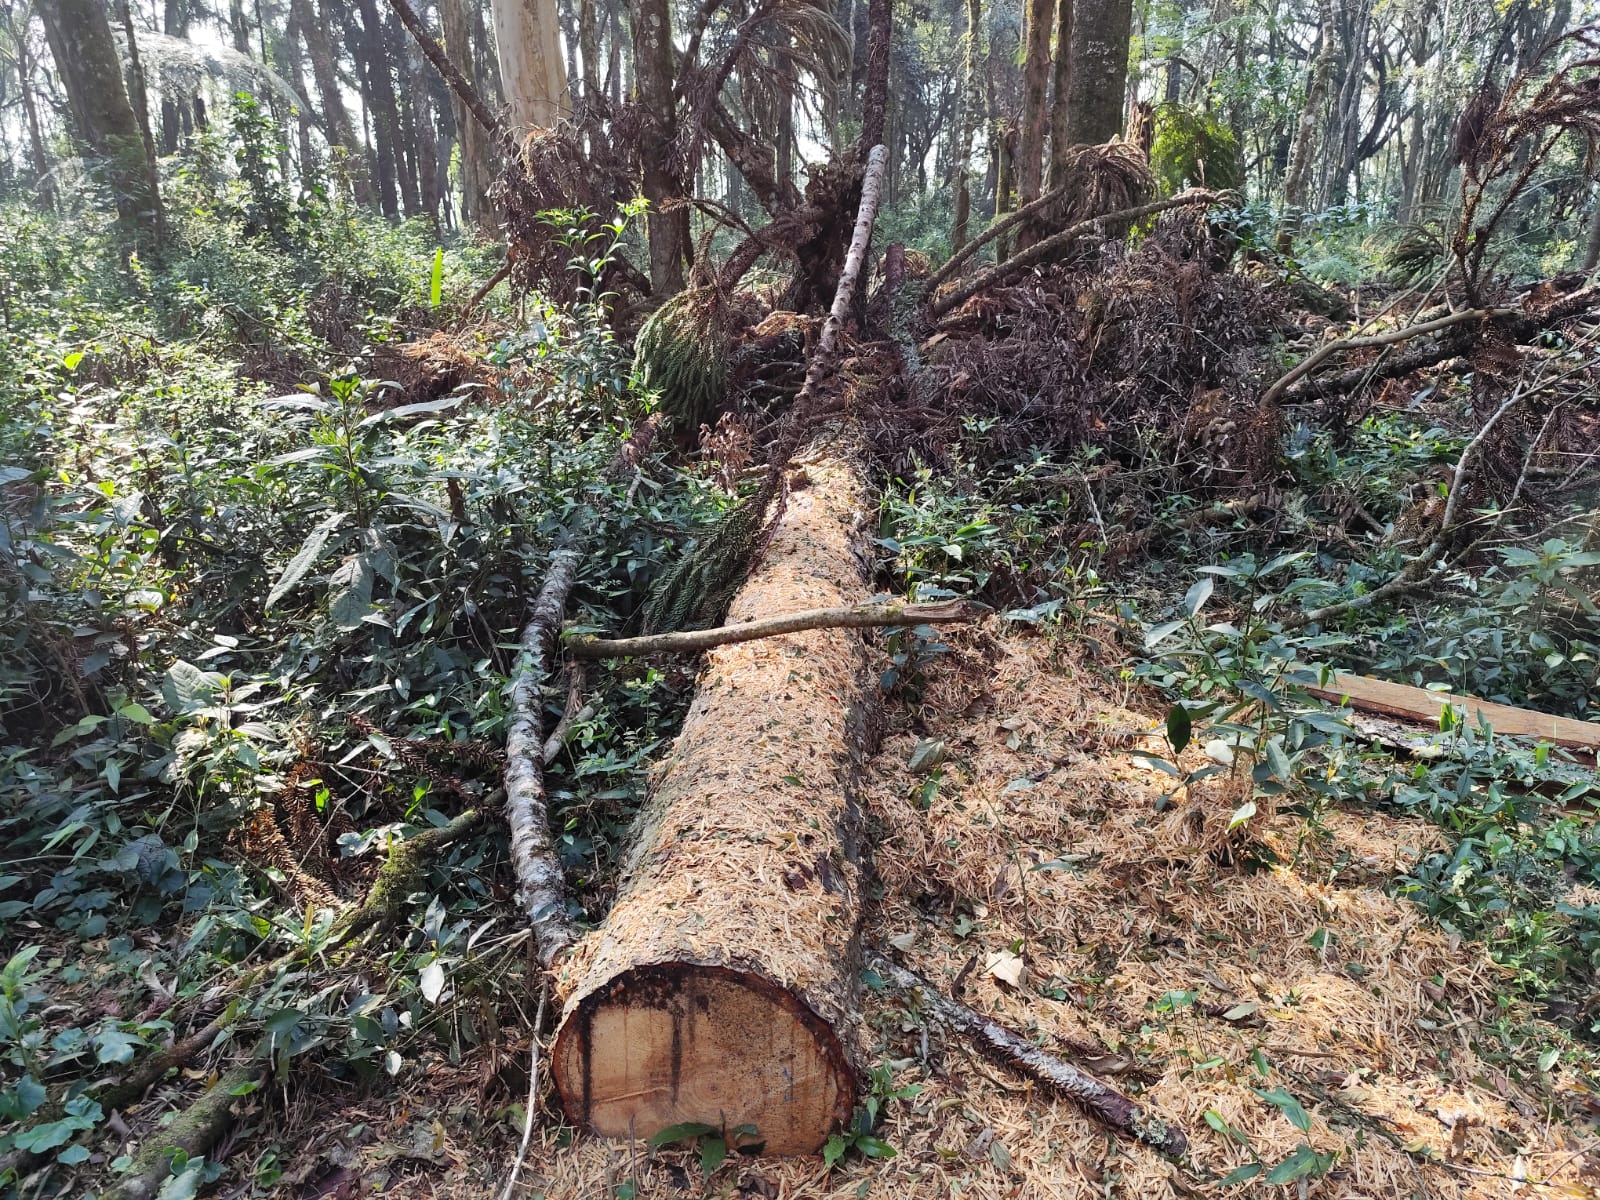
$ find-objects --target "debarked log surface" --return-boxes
[550,444,878,1155]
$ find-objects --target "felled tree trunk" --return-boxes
[550,448,876,1154]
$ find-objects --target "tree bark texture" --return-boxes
[632,0,688,292]
[1016,0,1055,211]
[494,0,570,131]
[1062,0,1135,145]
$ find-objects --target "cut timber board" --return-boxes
[1308,672,1600,758]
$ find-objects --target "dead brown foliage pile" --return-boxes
[867,210,1292,495]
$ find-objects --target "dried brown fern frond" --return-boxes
[1451,25,1600,300]
[1045,142,1158,236]
[491,118,645,302]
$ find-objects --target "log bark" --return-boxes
[551,448,876,1155]
[865,952,1189,1157]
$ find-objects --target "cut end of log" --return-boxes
[551,962,855,1155]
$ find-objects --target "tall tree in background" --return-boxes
[632,0,687,292]
[443,0,496,227]
[1016,0,1055,213]
[36,0,162,248]
[494,0,569,131]
[950,0,982,251]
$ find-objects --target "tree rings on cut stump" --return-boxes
[552,963,854,1155]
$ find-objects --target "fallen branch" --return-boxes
[1281,384,1526,631]
[105,1066,261,1200]
[504,420,661,968]
[566,599,980,658]
[384,0,510,154]
[866,950,1189,1158]
[925,179,1085,293]
[1261,307,1511,407]
[928,191,1220,321]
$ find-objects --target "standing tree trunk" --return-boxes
[1046,0,1074,187]
[493,0,569,131]
[1016,0,1055,227]
[37,0,162,250]
[1061,0,1134,144]
[442,0,495,227]
[7,3,55,208]
[1278,0,1337,253]
[632,0,687,293]
[951,0,983,252]
[297,0,370,203]
[354,0,404,216]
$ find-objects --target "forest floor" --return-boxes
[244,625,1599,1200]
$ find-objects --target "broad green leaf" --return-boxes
[1165,704,1192,754]
[649,1122,717,1148]
[1219,1162,1263,1185]
[1145,619,1185,648]
[1183,576,1214,617]
[1253,1086,1312,1134]
[328,551,376,631]
[429,246,444,306]
[1265,1144,1325,1183]
[699,1136,726,1177]
[265,511,348,611]
[419,961,446,1004]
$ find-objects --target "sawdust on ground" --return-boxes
[288,623,1600,1199]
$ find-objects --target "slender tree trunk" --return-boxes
[301,0,371,204]
[578,0,601,111]
[442,0,495,227]
[632,0,687,293]
[1016,0,1055,213]
[1278,0,1336,253]
[951,0,983,251]
[1046,0,1074,187]
[37,0,162,250]
[406,42,443,225]
[354,0,404,216]
[494,0,569,131]
[13,26,54,207]
[1581,187,1600,273]
[282,4,320,183]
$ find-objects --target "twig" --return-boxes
[541,664,591,763]
[928,191,1221,321]
[497,979,548,1200]
[566,599,980,658]
[459,262,512,323]
[1282,384,1527,631]
[866,950,1189,1157]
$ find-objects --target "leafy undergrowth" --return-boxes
[0,188,728,1195]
